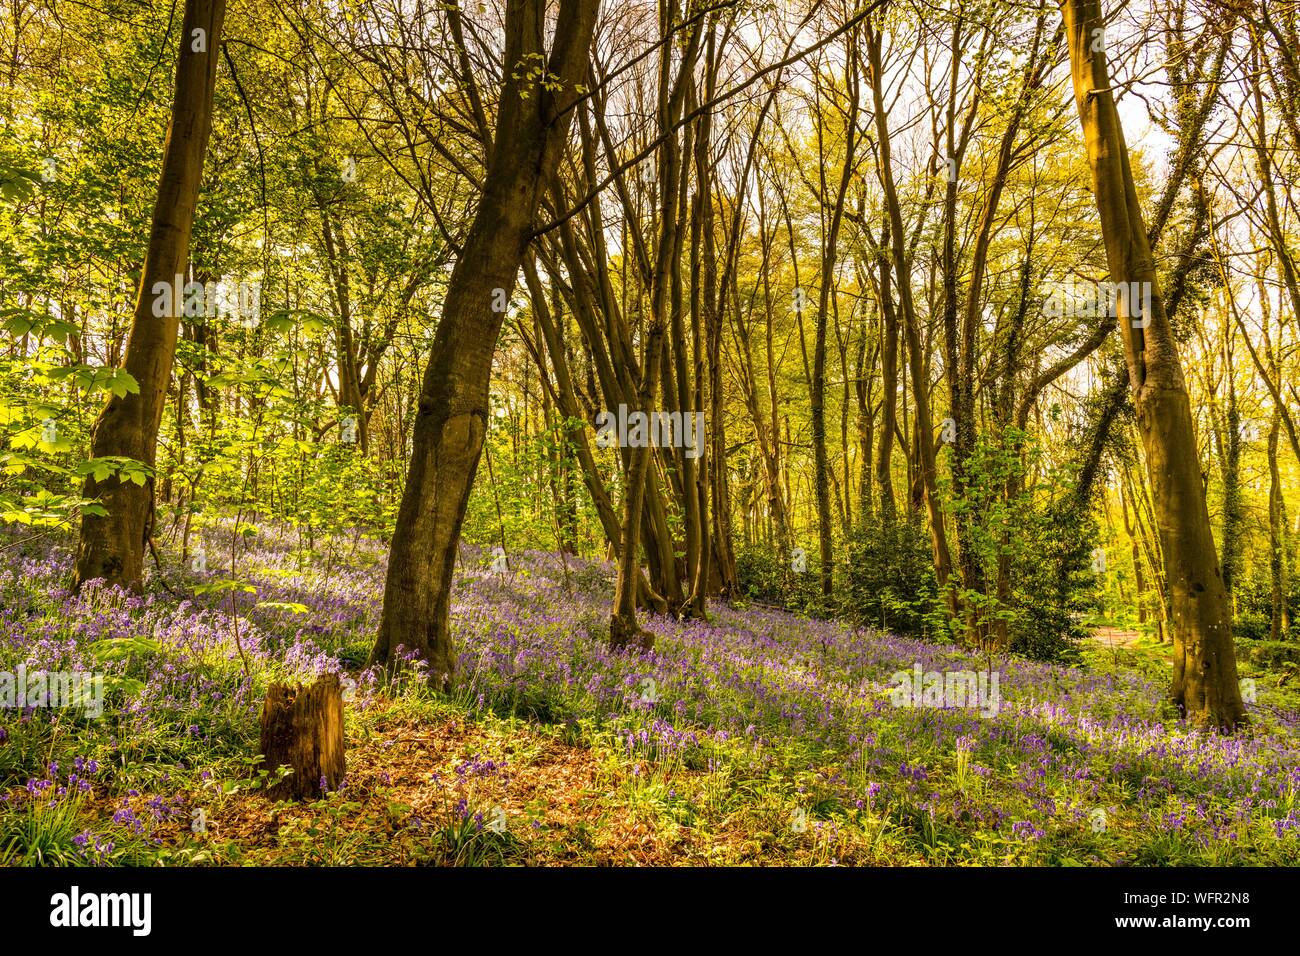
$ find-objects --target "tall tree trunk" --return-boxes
[75,0,226,591]
[609,1,702,647]
[874,229,899,524]
[1120,480,1147,625]
[320,208,369,454]
[865,18,956,618]
[1268,412,1290,641]
[811,40,859,600]
[371,0,599,685]
[1062,0,1245,730]
[1217,346,1243,605]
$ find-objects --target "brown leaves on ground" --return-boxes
[54,703,885,865]
[168,703,617,864]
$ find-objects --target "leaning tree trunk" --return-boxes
[74,0,226,591]
[370,0,600,686]
[1062,0,1245,730]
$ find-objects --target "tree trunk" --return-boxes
[811,39,859,601]
[371,0,599,685]
[74,0,226,591]
[1121,480,1147,625]
[1268,412,1290,641]
[865,18,956,620]
[1213,330,1244,605]
[1062,0,1245,730]
[609,2,703,644]
[874,229,899,524]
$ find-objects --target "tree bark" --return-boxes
[1061,0,1245,730]
[371,0,599,685]
[259,674,346,802]
[865,18,957,620]
[74,0,226,591]
[1268,412,1290,640]
[874,227,899,524]
[811,32,859,601]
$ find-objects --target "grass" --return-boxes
[1,526,1298,866]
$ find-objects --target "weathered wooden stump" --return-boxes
[258,673,345,801]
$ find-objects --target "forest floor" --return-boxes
[2,526,1299,866]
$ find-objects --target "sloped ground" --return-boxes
[2,526,1298,866]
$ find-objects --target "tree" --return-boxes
[1060,0,1246,730]
[607,0,704,649]
[74,0,227,591]
[370,0,600,685]
[810,27,861,601]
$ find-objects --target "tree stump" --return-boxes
[258,673,345,801]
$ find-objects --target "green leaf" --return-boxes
[255,600,310,614]
[105,368,140,398]
[193,578,258,596]
[87,636,164,662]
[102,675,147,698]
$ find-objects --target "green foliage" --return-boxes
[843,514,940,638]
[0,791,92,866]
[942,430,1089,663]
[1232,562,1297,642]
[465,411,600,554]
[733,541,822,612]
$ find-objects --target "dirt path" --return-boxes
[1090,626,1144,649]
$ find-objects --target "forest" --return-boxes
[0,0,1298,873]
